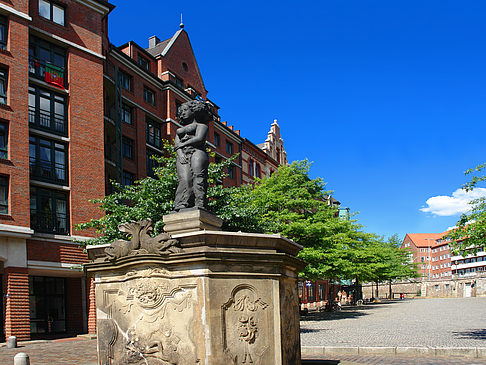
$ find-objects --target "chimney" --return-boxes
[149,35,160,49]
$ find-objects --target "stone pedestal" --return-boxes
[85,212,305,365]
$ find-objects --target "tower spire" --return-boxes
[180,13,184,29]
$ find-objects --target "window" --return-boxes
[143,87,155,105]
[29,86,67,135]
[138,55,150,72]
[121,103,133,124]
[39,0,65,26]
[0,15,7,50]
[146,119,161,149]
[214,132,220,146]
[0,69,7,104]
[226,141,233,154]
[30,186,69,234]
[174,76,183,88]
[122,171,134,187]
[29,37,66,88]
[227,165,234,179]
[0,122,7,159]
[146,149,161,178]
[0,176,7,214]
[29,136,68,185]
[122,137,133,160]
[118,70,132,91]
[249,159,254,177]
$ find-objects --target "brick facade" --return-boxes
[4,267,30,341]
[0,0,110,340]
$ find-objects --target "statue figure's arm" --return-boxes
[174,133,182,150]
[175,124,208,150]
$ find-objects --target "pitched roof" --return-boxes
[146,38,171,57]
[405,232,447,247]
[146,29,183,57]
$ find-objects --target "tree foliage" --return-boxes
[446,162,486,254]
[77,152,417,282]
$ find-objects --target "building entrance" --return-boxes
[29,276,66,335]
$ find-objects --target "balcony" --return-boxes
[29,107,66,136]
[29,159,67,185]
[29,57,67,89]
[31,212,68,235]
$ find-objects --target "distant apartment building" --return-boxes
[451,246,486,278]
[401,233,452,279]
[402,232,486,281]
[0,0,288,341]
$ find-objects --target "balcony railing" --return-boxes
[31,212,68,235]
[29,159,67,185]
[29,57,67,89]
[29,108,66,136]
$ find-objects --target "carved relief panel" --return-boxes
[279,279,301,364]
[221,284,272,364]
[96,269,199,365]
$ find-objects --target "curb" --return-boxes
[301,346,486,358]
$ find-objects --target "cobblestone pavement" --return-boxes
[300,297,486,347]
[0,338,97,365]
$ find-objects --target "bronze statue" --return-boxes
[174,100,211,211]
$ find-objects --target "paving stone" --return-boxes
[435,347,478,357]
[358,346,396,355]
[324,346,359,355]
[395,346,434,356]
[302,346,325,357]
[301,297,486,348]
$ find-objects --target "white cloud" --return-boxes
[420,188,486,217]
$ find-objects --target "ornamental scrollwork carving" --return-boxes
[105,219,182,260]
[222,284,270,364]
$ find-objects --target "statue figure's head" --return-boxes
[177,100,212,125]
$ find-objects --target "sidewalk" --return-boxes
[0,337,97,365]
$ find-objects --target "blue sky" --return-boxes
[108,1,486,240]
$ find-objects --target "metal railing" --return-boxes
[29,57,67,88]
[29,159,67,185]
[31,212,68,235]
[29,108,66,135]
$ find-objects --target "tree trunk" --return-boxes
[389,281,392,299]
[375,281,379,298]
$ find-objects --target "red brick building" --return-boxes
[401,232,452,280]
[0,1,288,340]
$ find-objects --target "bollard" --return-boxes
[13,353,30,365]
[7,336,17,349]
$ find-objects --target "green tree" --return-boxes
[446,162,486,254]
[78,154,417,287]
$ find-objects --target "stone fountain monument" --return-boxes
[84,100,305,365]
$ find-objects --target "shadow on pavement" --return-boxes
[452,328,486,340]
[300,300,401,322]
[301,328,327,333]
[303,361,340,365]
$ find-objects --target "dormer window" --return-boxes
[138,55,150,72]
